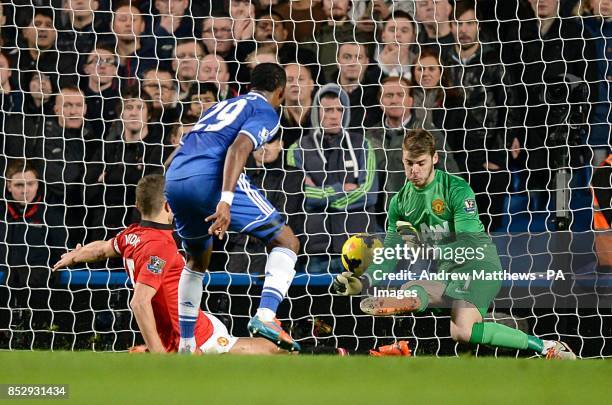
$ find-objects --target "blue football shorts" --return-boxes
[165,173,285,256]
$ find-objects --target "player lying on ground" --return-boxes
[334,129,576,360]
[165,63,301,352]
[53,175,280,355]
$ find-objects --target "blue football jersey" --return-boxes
[167,92,280,180]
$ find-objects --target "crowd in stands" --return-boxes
[0,0,610,296]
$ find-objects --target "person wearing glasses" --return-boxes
[81,44,121,153]
[141,67,180,126]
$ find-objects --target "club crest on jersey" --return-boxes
[217,337,229,347]
[432,199,445,215]
[147,256,166,274]
[464,199,476,214]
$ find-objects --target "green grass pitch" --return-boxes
[1,351,609,404]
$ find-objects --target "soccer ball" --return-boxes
[341,234,383,277]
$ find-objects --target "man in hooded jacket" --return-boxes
[287,84,379,273]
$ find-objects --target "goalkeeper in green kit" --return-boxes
[334,129,576,359]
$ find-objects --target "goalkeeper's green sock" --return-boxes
[469,322,546,353]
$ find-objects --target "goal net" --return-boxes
[0,0,609,358]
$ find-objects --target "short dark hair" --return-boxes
[251,63,286,92]
[24,6,55,26]
[403,129,436,157]
[320,91,340,101]
[189,81,219,99]
[5,159,39,180]
[175,38,205,56]
[452,0,476,20]
[135,174,166,217]
[225,0,259,12]
[255,9,285,26]
[383,10,416,30]
[113,0,140,13]
[117,86,152,117]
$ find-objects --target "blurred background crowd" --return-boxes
[0,0,610,320]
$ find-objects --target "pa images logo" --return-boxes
[147,256,166,274]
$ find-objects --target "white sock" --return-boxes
[256,247,297,322]
[178,267,204,350]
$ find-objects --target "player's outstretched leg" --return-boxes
[248,226,301,352]
[177,242,213,353]
[453,301,577,360]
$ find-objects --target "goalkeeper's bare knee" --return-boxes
[450,321,474,343]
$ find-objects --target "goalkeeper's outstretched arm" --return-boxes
[52,239,119,271]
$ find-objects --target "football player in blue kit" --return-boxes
[165,63,301,352]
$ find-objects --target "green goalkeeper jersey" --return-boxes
[368,169,503,315]
[368,169,500,280]
[387,169,484,237]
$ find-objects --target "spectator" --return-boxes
[0,2,16,49]
[375,11,417,81]
[505,0,597,204]
[172,38,206,103]
[0,51,22,117]
[141,67,180,125]
[168,120,194,147]
[153,0,199,63]
[109,0,155,88]
[222,133,305,274]
[414,0,454,60]
[240,47,279,91]
[280,62,315,148]
[201,13,254,84]
[354,0,414,34]
[22,71,55,116]
[80,44,121,156]
[444,0,513,230]
[57,0,110,70]
[226,0,256,40]
[275,0,327,44]
[0,159,66,335]
[287,84,378,273]
[410,47,471,176]
[85,89,164,240]
[244,47,278,73]
[332,42,382,128]
[197,54,238,101]
[366,76,458,220]
[164,118,195,162]
[0,50,22,176]
[3,73,55,174]
[314,0,371,78]
[253,10,318,72]
[580,0,612,165]
[13,7,78,90]
[184,82,218,122]
[27,86,89,208]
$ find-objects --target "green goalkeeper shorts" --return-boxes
[438,259,503,317]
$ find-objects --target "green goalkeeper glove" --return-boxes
[396,220,421,247]
[333,272,363,296]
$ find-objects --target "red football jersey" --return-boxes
[112,221,213,352]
